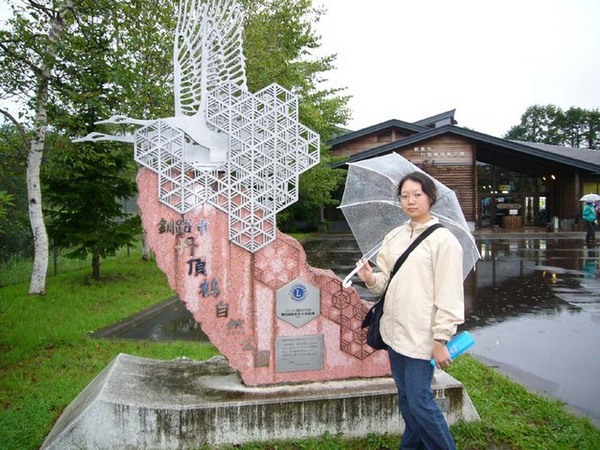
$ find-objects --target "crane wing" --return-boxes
[174,0,247,117]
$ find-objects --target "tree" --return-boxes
[584,109,600,150]
[561,107,587,148]
[43,139,140,281]
[505,104,600,149]
[0,123,31,262]
[0,190,14,234]
[0,0,75,294]
[41,0,170,280]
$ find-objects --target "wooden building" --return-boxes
[329,110,600,230]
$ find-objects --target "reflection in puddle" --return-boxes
[108,302,209,342]
[459,237,600,425]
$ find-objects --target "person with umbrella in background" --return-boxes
[582,201,597,243]
[580,194,600,244]
[356,171,464,450]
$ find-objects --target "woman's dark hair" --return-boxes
[398,171,437,206]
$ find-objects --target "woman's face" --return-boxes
[400,179,432,223]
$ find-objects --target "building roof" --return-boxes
[330,121,600,176]
[328,110,458,147]
[413,109,457,128]
[327,119,428,147]
[513,141,600,167]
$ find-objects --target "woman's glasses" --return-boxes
[399,192,424,202]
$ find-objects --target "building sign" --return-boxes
[276,335,324,372]
[410,146,471,165]
[276,279,320,328]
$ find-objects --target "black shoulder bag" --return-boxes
[361,223,443,350]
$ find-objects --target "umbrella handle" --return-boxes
[342,266,360,288]
[342,245,382,289]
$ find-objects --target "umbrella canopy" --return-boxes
[339,153,480,287]
[579,193,600,202]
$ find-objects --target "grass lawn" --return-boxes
[1,252,599,449]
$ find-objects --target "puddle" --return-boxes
[460,237,600,425]
[92,298,208,342]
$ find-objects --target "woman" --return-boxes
[356,171,464,450]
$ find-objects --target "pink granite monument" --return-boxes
[137,169,390,386]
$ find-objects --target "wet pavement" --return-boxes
[303,229,600,427]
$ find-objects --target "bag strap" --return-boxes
[380,223,444,304]
[390,223,443,279]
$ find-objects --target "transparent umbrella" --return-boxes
[339,153,480,287]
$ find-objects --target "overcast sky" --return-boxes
[1,0,598,139]
[312,0,600,137]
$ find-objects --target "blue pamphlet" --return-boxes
[430,331,475,366]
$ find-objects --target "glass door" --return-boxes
[524,196,535,226]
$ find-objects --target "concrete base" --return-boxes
[41,354,480,449]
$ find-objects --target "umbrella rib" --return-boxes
[347,163,400,186]
[338,199,400,209]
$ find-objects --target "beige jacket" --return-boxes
[366,217,465,360]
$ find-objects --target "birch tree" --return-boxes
[0,0,74,294]
[0,0,172,287]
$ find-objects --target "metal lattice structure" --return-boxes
[74,0,320,252]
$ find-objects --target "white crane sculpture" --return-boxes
[75,0,320,253]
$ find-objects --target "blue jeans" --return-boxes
[388,347,457,450]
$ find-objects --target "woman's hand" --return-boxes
[356,258,374,285]
[432,340,452,369]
